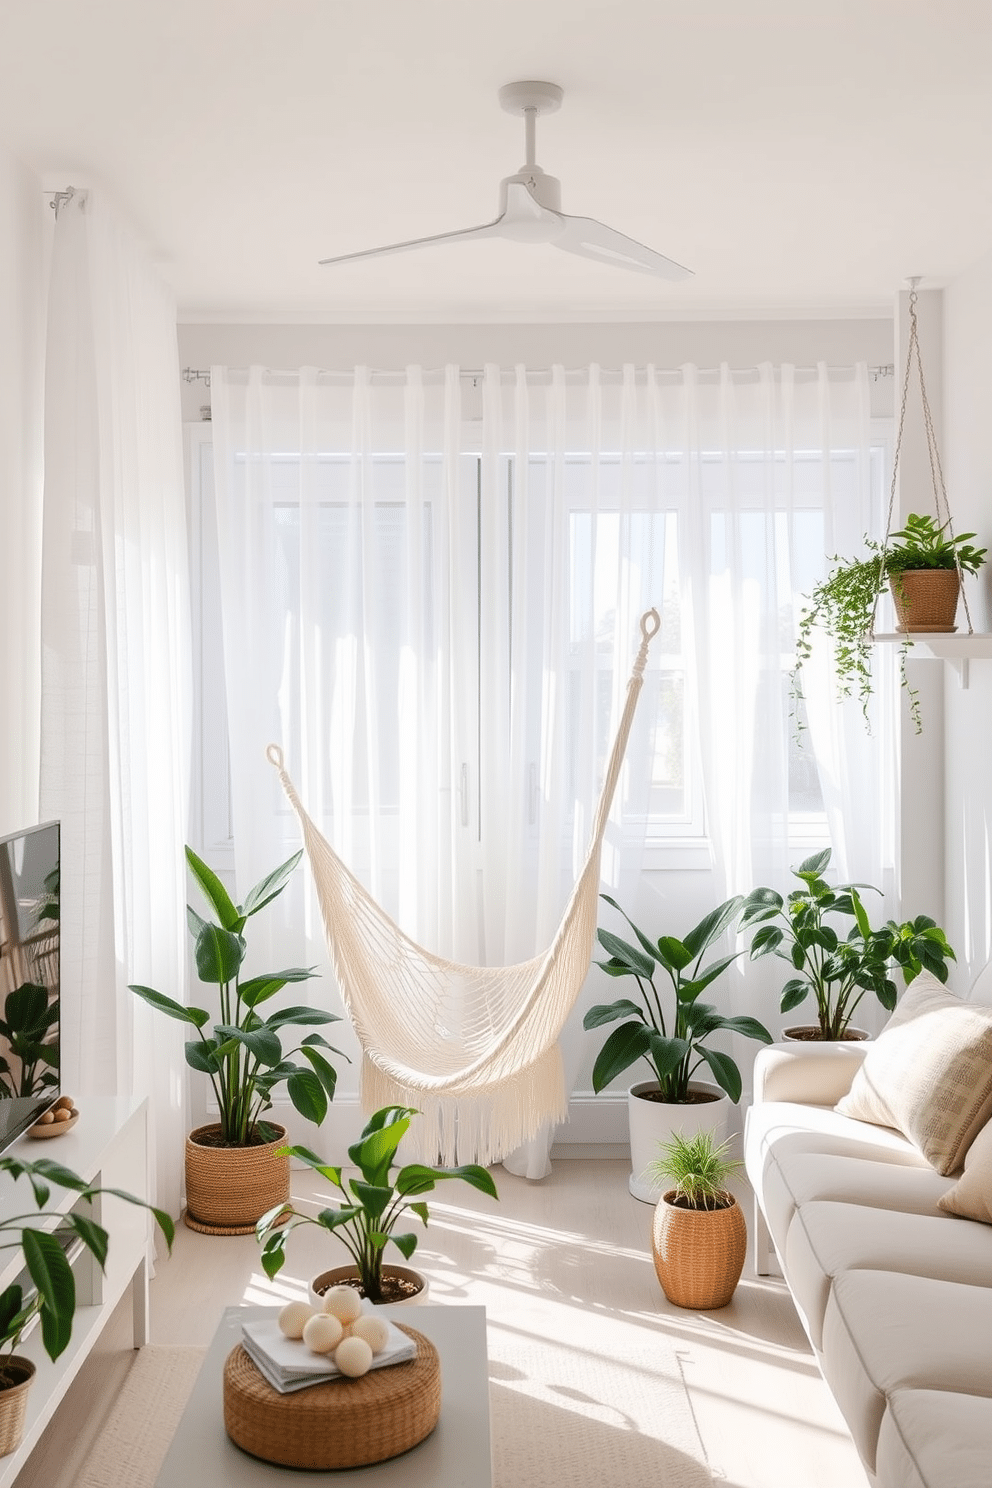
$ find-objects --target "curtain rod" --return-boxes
[183,364,894,386]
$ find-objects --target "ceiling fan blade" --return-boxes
[319,216,501,266]
[554,212,693,281]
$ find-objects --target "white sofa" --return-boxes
[744,1040,992,1488]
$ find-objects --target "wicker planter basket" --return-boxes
[0,1358,35,1457]
[652,1191,747,1309]
[889,569,960,633]
[223,1324,440,1469]
[184,1123,290,1235]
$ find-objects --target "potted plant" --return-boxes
[130,846,347,1235]
[255,1105,498,1304]
[791,512,986,734]
[741,848,956,1040]
[583,894,772,1203]
[648,1129,746,1309]
[0,1153,173,1454]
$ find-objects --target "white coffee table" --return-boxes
[155,1304,492,1486]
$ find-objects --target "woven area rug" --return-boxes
[78,1326,710,1487]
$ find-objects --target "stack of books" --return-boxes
[241,1311,418,1394]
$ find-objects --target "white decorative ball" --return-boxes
[302,1312,344,1354]
[349,1314,390,1354]
[321,1285,363,1325]
[278,1301,315,1340]
[334,1335,373,1377]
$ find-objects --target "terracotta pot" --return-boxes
[0,1357,35,1456]
[781,1025,870,1043]
[652,1191,746,1309]
[310,1262,429,1308]
[889,569,960,633]
[184,1123,290,1235]
[627,1080,732,1205]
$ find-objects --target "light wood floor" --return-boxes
[14,1159,869,1488]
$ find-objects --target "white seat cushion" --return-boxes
[785,1201,992,1347]
[876,1389,992,1488]
[820,1271,992,1473]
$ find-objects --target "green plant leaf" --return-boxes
[696,1046,743,1102]
[739,887,783,925]
[718,1014,774,1043]
[350,1118,409,1185]
[241,851,303,919]
[299,1046,339,1101]
[582,1000,645,1030]
[194,924,245,984]
[797,849,832,878]
[679,952,741,997]
[747,925,783,958]
[351,1181,391,1220]
[185,846,242,930]
[780,979,809,1013]
[239,972,318,1008]
[644,1033,691,1077]
[682,897,744,959]
[655,936,692,972]
[599,894,660,962]
[390,1232,418,1261]
[590,1021,652,1093]
[23,1229,75,1362]
[262,1002,336,1029]
[128,985,210,1028]
[286,1067,327,1125]
[214,1024,282,1066]
[596,929,655,979]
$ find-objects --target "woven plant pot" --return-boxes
[889,569,960,633]
[184,1123,290,1235]
[0,1357,35,1456]
[652,1191,747,1309]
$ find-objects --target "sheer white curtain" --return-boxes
[40,190,191,1215]
[208,361,886,1165]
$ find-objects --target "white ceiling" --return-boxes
[2,0,991,323]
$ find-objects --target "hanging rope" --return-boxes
[871,281,974,636]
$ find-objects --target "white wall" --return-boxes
[0,152,45,836]
[942,262,992,995]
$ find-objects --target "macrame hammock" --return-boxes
[268,609,660,1165]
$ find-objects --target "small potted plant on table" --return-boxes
[584,894,772,1203]
[130,847,347,1234]
[649,1130,746,1309]
[256,1104,498,1304]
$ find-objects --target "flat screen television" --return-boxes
[0,821,60,1150]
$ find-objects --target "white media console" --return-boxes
[0,1096,152,1486]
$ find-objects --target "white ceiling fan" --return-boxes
[319,81,693,281]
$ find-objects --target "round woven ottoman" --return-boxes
[223,1325,441,1469]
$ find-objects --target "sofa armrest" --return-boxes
[752,1042,869,1106]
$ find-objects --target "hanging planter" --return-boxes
[791,284,987,735]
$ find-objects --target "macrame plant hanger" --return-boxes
[870,278,975,639]
[269,608,661,1166]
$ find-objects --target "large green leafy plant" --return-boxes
[256,1105,498,1303]
[583,895,772,1103]
[130,847,345,1146]
[741,849,956,1040]
[648,1130,742,1213]
[0,1155,173,1387]
[791,513,986,735]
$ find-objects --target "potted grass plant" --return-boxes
[584,893,772,1203]
[0,1154,173,1454]
[791,513,986,735]
[740,849,955,1040]
[648,1129,746,1309]
[130,846,347,1235]
[256,1105,498,1305]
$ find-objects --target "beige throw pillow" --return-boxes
[939,1118,992,1224]
[835,974,992,1175]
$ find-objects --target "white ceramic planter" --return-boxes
[780,1026,871,1043]
[627,1080,733,1204]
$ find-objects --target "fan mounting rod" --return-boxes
[498,81,563,168]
